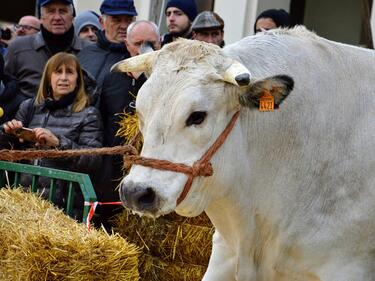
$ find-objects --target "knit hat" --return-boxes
[75,11,101,35]
[165,0,198,22]
[254,9,292,33]
[100,0,138,16]
[192,11,224,31]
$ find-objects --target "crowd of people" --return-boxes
[0,0,293,227]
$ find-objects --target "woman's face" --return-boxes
[255,17,277,33]
[50,63,78,100]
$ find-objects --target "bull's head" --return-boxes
[112,39,294,218]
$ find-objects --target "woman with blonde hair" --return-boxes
[0,52,103,218]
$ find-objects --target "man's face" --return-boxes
[16,16,40,36]
[79,25,99,42]
[192,29,224,46]
[100,14,134,43]
[165,7,190,35]
[255,17,277,33]
[125,23,161,57]
[40,1,74,35]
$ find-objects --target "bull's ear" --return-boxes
[239,75,294,108]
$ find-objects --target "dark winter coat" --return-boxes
[12,98,103,171]
[77,30,130,88]
[95,72,145,198]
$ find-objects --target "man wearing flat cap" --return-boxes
[78,0,137,87]
[162,0,197,46]
[191,11,225,47]
[3,0,90,122]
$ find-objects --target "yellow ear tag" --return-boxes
[259,89,274,111]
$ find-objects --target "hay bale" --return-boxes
[0,188,140,281]
[113,209,214,281]
[140,255,207,281]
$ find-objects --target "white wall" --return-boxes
[133,0,152,20]
[214,0,258,45]
[74,0,100,14]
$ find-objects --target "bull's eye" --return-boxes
[186,111,207,126]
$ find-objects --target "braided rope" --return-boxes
[0,146,138,162]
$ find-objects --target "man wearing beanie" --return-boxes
[3,0,90,121]
[75,10,101,42]
[162,0,197,46]
[78,0,137,87]
[254,9,293,34]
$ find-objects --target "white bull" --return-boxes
[112,27,375,281]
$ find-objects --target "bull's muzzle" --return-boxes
[119,181,159,213]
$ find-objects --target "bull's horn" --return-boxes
[223,61,251,86]
[111,50,160,73]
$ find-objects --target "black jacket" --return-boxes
[78,30,130,88]
[100,72,146,147]
[93,71,146,207]
[161,31,193,46]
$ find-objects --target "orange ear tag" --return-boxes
[259,90,274,111]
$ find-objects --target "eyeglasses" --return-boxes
[14,24,40,32]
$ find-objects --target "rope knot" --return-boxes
[192,161,213,177]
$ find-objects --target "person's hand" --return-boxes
[3,119,23,134]
[33,128,59,147]
[3,119,25,142]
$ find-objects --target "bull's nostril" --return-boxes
[138,187,155,206]
[121,183,158,212]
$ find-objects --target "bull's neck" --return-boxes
[205,176,254,245]
[204,120,255,247]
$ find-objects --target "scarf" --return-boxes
[41,25,75,55]
[44,91,76,111]
[96,30,129,53]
